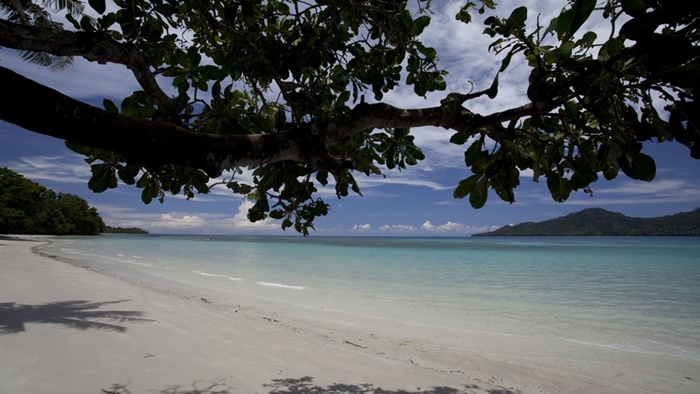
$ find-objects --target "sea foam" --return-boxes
[256,281,306,290]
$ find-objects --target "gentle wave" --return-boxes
[194,270,243,282]
[256,281,306,290]
[563,338,700,361]
[193,270,227,278]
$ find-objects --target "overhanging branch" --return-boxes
[0,65,490,174]
[1,63,553,178]
[0,19,176,117]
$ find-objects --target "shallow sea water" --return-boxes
[40,235,700,362]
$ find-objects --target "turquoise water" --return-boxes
[40,235,700,361]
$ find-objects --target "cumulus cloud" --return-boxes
[98,200,283,234]
[229,199,280,230]
[420,220,501,235]
[347,220,501,236]
[350,224,373,232]
[378,224,417,233]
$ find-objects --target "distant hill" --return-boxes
[473,208,700,236]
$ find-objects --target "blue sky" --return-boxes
[1,1,699,235]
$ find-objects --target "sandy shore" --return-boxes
[1,236,697,394]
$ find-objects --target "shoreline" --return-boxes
[1,236,698,393]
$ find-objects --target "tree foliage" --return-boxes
[0,168,105,235]
[0,0,697,234]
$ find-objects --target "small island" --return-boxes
[474,208,700,236]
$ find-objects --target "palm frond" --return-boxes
[20,50,54,68]
[43,0,86,17]
[48,55,74,72]
[19,51,74,72]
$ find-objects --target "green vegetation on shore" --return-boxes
[0,167,105,235]
[1,167,146,236]
[103,226,149,234]
[474,208,700,236]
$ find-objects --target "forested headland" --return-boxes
[474,208,700,236]
[0,167,105,235]
[103,226,149,234]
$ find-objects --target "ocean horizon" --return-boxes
[38,234,700,364]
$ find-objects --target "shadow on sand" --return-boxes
[104,376,519,394]
[0,300,151,334]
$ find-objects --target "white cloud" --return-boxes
[378,224,417,233]
[597,179,689,196]
[97,200,283,234]
[420,220,502,235]
[421,220,466,233]
[346,220,501,236]
[350,224,372,232]
[566,179,700,206]
[229,199,280,230]
[7,155,91,184]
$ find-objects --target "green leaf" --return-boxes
[468,177,489,208]
[316,171,329,186]
[88,0,106,14]
[450,131,469,145]
[558,0,595,40]
[464,140,485,166]
[503,6,527,36]
[79,15,95,31]
[409,15,431,36]
[455,5,473,24]
[117,166,139,185]
[274,108,286,129]
[88,163,117,193]
[65,13,81,30]
[568,0,596,37]
[620,153,656,181]
[141,182,159,204]
[621,0,649,17]
[103,99,119,114]
[543,41,574,64]
[191,171,210,194]
[454,174,481,199]
[547,172,572,202]
[486,73,499,98]
[269,210,285,220]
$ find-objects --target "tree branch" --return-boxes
[0,65,488,176]
[0,19,176,117]
[472,100,561,127]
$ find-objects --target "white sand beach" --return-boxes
[1,236,697,394]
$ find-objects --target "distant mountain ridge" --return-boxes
[473,208,700,236]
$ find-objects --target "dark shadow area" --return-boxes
[103,381,233,394]
[104,377,518,394]
[262,377,518,394]
[0,235,42,242]
[0,300,151,334]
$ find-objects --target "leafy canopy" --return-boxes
[0,167,105,235]
[0,0,697,234]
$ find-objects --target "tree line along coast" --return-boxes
[0,167,147,235]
